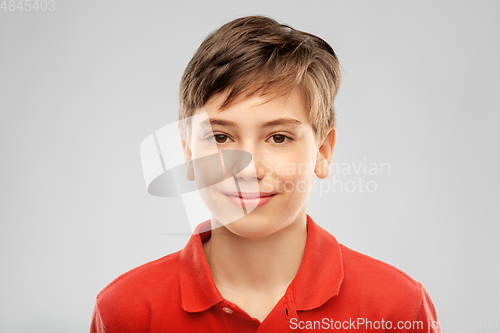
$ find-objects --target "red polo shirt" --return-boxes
[90,214,440,332]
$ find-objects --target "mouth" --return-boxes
[224,192,278,199]
[223,192,278,208]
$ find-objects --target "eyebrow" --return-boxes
[200,118,237,128]
[200,117,302,129]
[262,118,303,128]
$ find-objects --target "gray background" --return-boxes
[1,0,499,332]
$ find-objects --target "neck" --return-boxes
[202,213,308,296]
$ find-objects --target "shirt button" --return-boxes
[222,306,233,314]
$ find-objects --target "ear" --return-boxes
[181,137,195,181]
[314,128,336,179]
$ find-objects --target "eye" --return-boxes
[214,134,228,143]
[206,134,234,145]
[268,134,292,145]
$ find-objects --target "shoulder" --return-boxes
[339,243,423,306]
[97,250,181,300]
[93,250,182,330]
[337,244,440,329]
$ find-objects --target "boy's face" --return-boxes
[181,87,335,238]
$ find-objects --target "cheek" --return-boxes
[190,141,235,190]
[269,158,315,197]
[191,150,224,190]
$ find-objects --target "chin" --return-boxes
[217,210,287,239]
[223,217,276,239]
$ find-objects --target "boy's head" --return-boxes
[178,15,341,237]
[178,15,341,145]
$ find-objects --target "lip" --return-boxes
[223,192,278,208]
[224,192,277,198]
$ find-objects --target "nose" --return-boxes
[228,143,266,181]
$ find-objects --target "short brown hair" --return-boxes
[178,15,341,144]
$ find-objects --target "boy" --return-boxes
[90,15,440,332]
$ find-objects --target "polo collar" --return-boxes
[179,214,344,313]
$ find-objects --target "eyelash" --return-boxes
[205,133,294,146]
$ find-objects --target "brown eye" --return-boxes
[273,134,285,143]
[215,134,228,143]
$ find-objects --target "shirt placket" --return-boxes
[256,290,299,333]
[214,291,298,333]
[216,300,261,333]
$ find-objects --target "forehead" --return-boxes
[195,87,309,124]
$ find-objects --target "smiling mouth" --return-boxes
[224,192,278,199]
[223,192,278,208]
